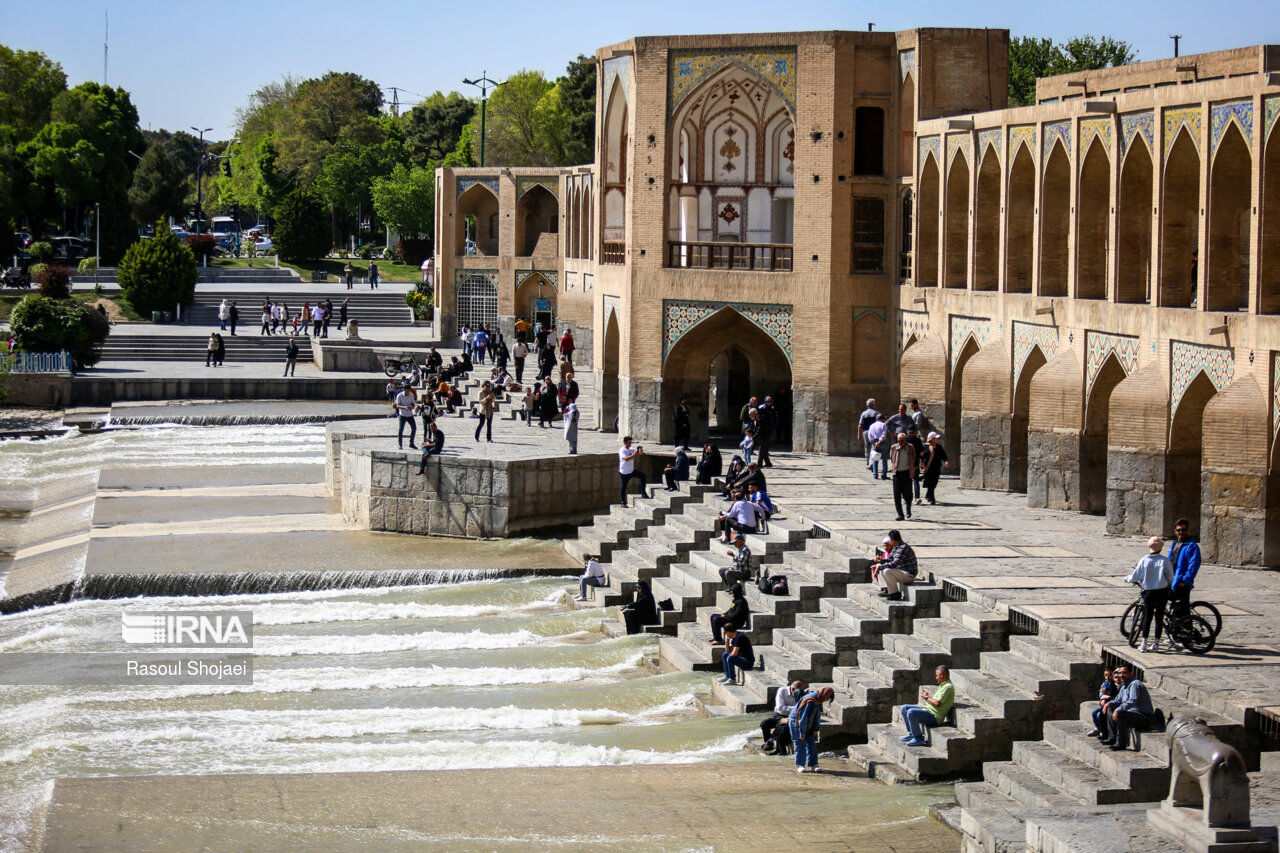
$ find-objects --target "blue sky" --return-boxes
[3,0,1277,138]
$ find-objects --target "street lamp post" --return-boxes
[462,73,503,167]
[190,126,213,235]
[94,201,100,291]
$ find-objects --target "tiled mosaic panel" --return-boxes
[853,306,887,325]
[977,128,1002,162]
[946,133,973,168]
[516,177,559,200]
[899,49,916,81]
[1170,340,1234,412]
[1120,111,1155,157]
[1210,100,1253,155]
[949,315,997,370]
[1267,96,1280,143]
[602,55,633,104]
[918,136,942,170]
[898,309,930,356]
[1013,321,1060,389]
[1079,117,1113,158]
[1085,331,1140,391]
[1163,106,1203,161]
[1273,352,1280,435]
[602,294,620,326]
[516,270,558,289]
[457,176,500,198]
[1043,120,1071,160]
[1008,125,1037,173]
[662,299,794,361]
[668,47,798,116]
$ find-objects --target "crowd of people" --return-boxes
[857,398,950,520]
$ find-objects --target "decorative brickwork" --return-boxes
[667,47,798,115]
[1042,120,1071,160]
[853,306,887,324]
[456,176,499,198]
[662,300,793,361]
[1012,321,1059,390]
[1210,100,1253,155]
[1085,331,1140,392]
[1008,125,1036,172]
[898,309,930,355]
[1120,111,1155,157]
[1163,106,1203,161]
[949,315,997,370]
[1079,117,1113,158]
[516,177,559,199]
[977,128,1003,162]
[1170,340,1234,412]
[602,55,633,103]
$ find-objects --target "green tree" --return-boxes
[127,143,187,223]
[273,189,330,260]
[0,47,67,142]
[371,164,434,239]
[117,226,197,316]
[442,123,477,168]
[1008,35,1137,106]
[557,56,596,166]
[479,70,553,166]
[403,92,475,166]
[9,293,109,368]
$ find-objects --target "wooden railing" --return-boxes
[601,241,626,265]
[667,241,792,272]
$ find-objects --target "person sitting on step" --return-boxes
[718,534,753,587]
[1087,667,1120,740]
[1100,665,1165,750]
[900,665,954,747]
[872,529,917,601]
[717,491,763,542]
[619,580,659,635]
[708,583,749,645]
[575,555,607,602]
[662,447,691,491]
[761,680,806,755]
[719,456,745,497]
[718,624,755,686]
[412,423,445,474]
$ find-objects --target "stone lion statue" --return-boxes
[1166,714,1250,828]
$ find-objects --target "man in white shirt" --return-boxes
[718,492,762,542]
[575,555,607,601]
[618,436,648,507]
[394,386,418,449]
[761,680,807,754]
[310,304,325,338]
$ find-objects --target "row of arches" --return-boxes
[454,182,560,258]
[565,183,594,260]
[913,120,1280,312]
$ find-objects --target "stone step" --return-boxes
[789,612,868,653]
[709,679,772,714]
[1041,719,1169,798]
[818,598,892,639]
[907,616,985,667]
[882,631,960,671]
[657,634,721,673]
[844,647,924,699]
[863,721,977,779]
[844,582,943,631]
[1005,634,1104,683]
[1010,740,1157,805]
[979,760,1090,810]
[936,600,1010,651]
[845,743,918,785]
[830,666,898,717]
[977,651,1075,700]
[736,640,821,684]
[770,627,841,674]
[947,668,1042,720]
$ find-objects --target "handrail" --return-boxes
[601,241,626,265]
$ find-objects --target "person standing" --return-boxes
[920,431,950,505]
[618,436,648,507]
[1125,537,1175,652]
[228,301,238,336]
[888,432,916,521]
[284,338,299,377]
[394,384,418,449]
[899,666,954,747]
[271,300,283,334]
[512,339,528,384]
[472,327,488,365]
[858,398,880,470]
[321,299,333,338]
[559,328,575,365]
[205,333,218,367]
[563,399,579,454]
[866,413,889,480]
[217,299,230,331]
[756,397,777,468]
[760,680,806,755]
[1167,518,1201,616]
[719,625,755,686]
[259,305,272,336]
[310,302,324,338]
[420,256,432,285]
[338,298,350,330]
[344,262,354,290]
[789,686,834,773]
[213,333,225,366]
[474,381,496,443]
[369,261,379,290]
[886,403,913,439]
[537,342,556,381]
[672,396,691,449]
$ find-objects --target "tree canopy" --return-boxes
[371,164,434,239]
[404,93,475,166]
[1008,36,1137,106]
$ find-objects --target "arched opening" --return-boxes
[515,274,556,331]
[1167,373,1218,534]
[1039,141,1070,297]
[973,146,1001,290]
[1076,137,1111,299]
[1160,129,1201,307]
[566,187,579,259]
[944,150,970,288]
[515,185,559,257]
[899,75,915,178]
[1005,144,1035,293]
[601,310,620,431]
[455,273,498,336]
[917,153,940,286]
[1263,127,1280,313]
[854,106,885,176]
[456,183,499,256]
[851,313,888,384]
[1081,354,1127,513]
[602,78,628,263]
[944,337,981,471]
[1117,140,1154,303]
[899,188,914,281]
[661,308,792,446]
[1010,346,1049,492]
[1206,123,1252,311]
[578,188,590,259]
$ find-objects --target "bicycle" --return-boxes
[1123,591,1218,655]
[1119,593,1221,638]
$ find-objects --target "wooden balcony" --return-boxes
[667,241,793,272]
[601,241,626,265]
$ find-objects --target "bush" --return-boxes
[9,293,110,368]
[77,256,98,274]
[404,289,433,321]
[27,263,48,281]
[184,234,220,263]
[28,241,53,263]
[396,238,432,266]
[117,226,197,317]
[35,265,73,299]
[273,190,330,261]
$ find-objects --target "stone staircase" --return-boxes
[186,290,412,327]
[97,333,309,363]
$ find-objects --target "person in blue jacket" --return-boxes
[788,686,834,773]
[1168,517,1201,615]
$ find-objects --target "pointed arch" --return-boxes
[899,73,915,178]
[1206,121,1252,311]
[944,336,982,469]
[851,312,888,384]
[1081,352,1129,513]
[1262,117,1280,313]
[515,184,559,257]
[1117,137,1154,303]
[456,182,500,256]
[1076,136,1111,299]
[1005,144,1035,293]
[601,308,620,432]
[1010,344,1049,492]
[944,149,971,288]
[1160,128,1201,307]
[1167,371,1218,534]
[916,152,940,287]
[973,145,1001,290]
[1039,139,1070,297]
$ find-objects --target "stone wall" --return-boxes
[338,445,619,538]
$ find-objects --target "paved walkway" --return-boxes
[755,450,1280,727]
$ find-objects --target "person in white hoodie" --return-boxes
[217,299,230,331]
[1125,536,1175,652]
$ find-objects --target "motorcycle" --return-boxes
[1,267,31,288]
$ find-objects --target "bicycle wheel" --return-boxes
[1126,603,1146,648]
[1119,600,1141,638]
[1190,601,1222,637]
[1175,614,1216,655]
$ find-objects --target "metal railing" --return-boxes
[7,350,74,374]
[601,241,626,265]
[667,241,792,272]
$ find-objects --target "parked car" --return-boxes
[50,236,89,260]
[253,236,273,253]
